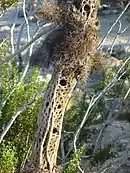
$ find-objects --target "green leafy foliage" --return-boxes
[64,146,85,173]
[0,0,19,10]
[64,91,88,132]
[0,141,18,173]
[0,41,48,172]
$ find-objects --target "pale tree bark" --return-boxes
[22,0,100,172]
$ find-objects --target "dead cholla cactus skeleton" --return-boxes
[23,0,100,173]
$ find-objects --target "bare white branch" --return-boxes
[0,23,58,66]
[98,1,130,50]
[124,87,130,100]
[10,6,19,54]
[74,55,130,151]
[23,0,31,43]
[108,20,122,54]
[0,90,44,144]
[1,24,49,108]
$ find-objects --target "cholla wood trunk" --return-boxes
[23,0,100,172]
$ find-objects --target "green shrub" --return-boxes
[64,146,85,173]
[0,141,18,173]
[0,41,48,172]
[0,0,19,10]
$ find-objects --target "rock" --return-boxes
[99,9,118,15]
[17,9,24,18]
[101,0,125,9]
[112,44,125,53]
[0,31,9,43]
[81,121,130,173]
[101,44,126,60]
[28,16,38,22]
[0,26,10,31]
[104,54,123,67]
[101,121,130,147]
[115,163,130,173]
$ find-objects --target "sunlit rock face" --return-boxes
[101,0,129,9]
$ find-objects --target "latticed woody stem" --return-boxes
[33,66,77,172]
[22,0,100,172]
